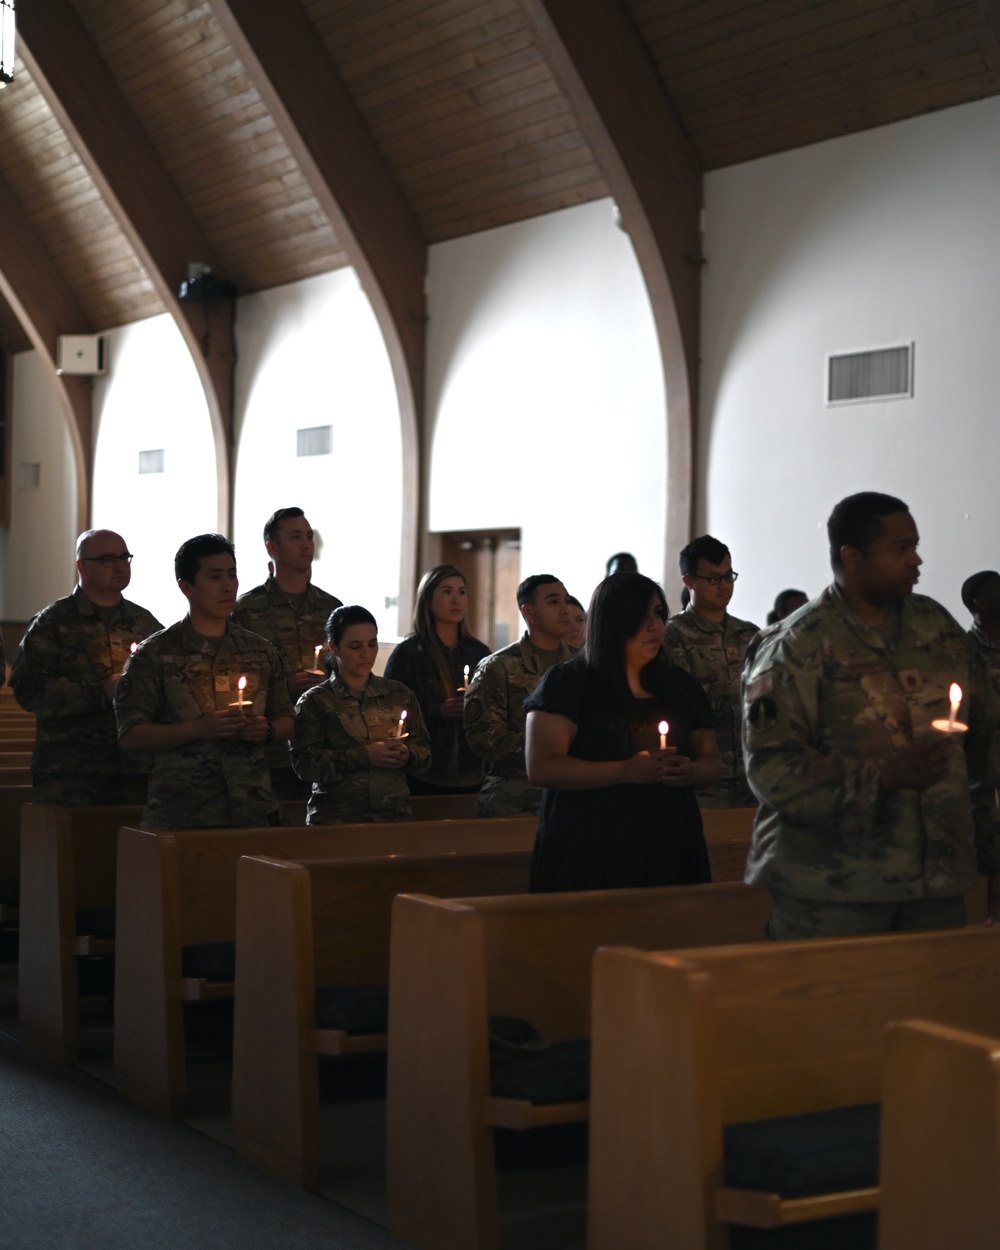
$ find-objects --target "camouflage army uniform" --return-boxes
[663,605,759,806]
[964,626,1000,874]
[742,585,976,936]
[114,617,293,830]
[464,633,576,817]
[231,576,342,795]
[10,587,163,804]
[290,673,430,823]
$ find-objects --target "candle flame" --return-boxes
[400,709,407,722]
[950,683,962,704]
[658,720,669,735]
[238,675,247,692]
[130,642,138,654]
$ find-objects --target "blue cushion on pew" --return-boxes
[0,877,18,907]
[490,1039,591,1104]
[76,908,116,939]
[181,941,236,983]
[314,984,389,1034]
[724,1103,880,1199]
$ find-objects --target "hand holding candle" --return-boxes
[236,674,247,709]
[395,708,408,739]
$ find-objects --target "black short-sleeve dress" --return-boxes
[523,656,717,892]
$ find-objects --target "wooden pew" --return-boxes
[232,849,533,1188]
[879,1018,1000,1250]
[385,881,773,1250]
[114,816,538,1118]
[18,803,143,1061]
[586,926,1000,1250]
[0,784,31,925]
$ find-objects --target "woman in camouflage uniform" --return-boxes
[290,606,430,823]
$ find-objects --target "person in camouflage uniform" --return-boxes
[464,575,576,817]
[743,492,976,939]
[10,529,163,805]
[291,605,430,822]
[115,534,294,830]
[959,570,1000,919]
[663,534,758,806]
[231,507,342,799]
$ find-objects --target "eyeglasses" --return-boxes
[689,571,738,586]
[80,553,133,568]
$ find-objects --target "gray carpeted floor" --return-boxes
[0,1028,409,1249]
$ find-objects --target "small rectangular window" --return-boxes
[297,426,332,457]
[139,449,165,474]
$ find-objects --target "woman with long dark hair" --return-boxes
[524,572,722,891]
[384,564,491,793]
[291,605,430,823]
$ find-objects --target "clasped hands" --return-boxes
[200,707,269,743]
[365,738,411,769]
[624,746,694,787]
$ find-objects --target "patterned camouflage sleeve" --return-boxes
[289,692,369,783]
[113,643,165,738]
[662,623,692,673]
[261,645,294,722]
[965,648,1000,873]
[463,655,521,762]
[743,637,885,842]
[10,616,109,718]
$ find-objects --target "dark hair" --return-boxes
[263,507,305,545]
[326,604,377,646]
[175,534,235,584]
[961,571,1000,615]
[566,595,584,611]
[827,492,908,570]
[412,564,475,699]
[680,586,691,610]
[585,572,670,723]
[605,552,638,577]
[767,588,808,624]
[517,574,562,608]
[679,535,729,577]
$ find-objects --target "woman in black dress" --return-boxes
[384,563,491,794]
[524,572,722,891]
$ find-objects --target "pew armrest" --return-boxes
[483,1096,589,1130]
[714,1185,879,1228]
[179,978,234,1001]
[312,1027,387,1056]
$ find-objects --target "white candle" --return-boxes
[396,708,408,738]
[658,720,669,750]
[947,683,962,733]
[130,642,138,655]
[237,674,247,708]
[314,644,323,668]
[463,664,470,690]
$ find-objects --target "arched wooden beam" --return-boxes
[207,0,427,629]
[0,169,93,535]
[19,0,236,535]
[517,0,702,605]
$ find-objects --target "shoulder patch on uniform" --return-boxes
[748,696,777,733]
[465,697,483,723]
[114,675,132,703]
[746,673,774,700]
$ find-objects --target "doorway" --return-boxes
[438,529,521,652]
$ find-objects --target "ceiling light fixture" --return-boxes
[0,1,16,87]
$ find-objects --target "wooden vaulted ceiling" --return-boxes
[1,0,999,358]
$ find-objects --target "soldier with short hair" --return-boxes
[231,507,342,797]
[115,534,294,830]
[663,534,758,806]
[10,528,163,805]
[743,491,976,938]
[464,574,576,817]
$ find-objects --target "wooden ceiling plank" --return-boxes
[517,0,702,602]
[20,0,238,534]
[310,0,489,48]
[335,0,520,77]
[399,112,583,187]
[681,17,991,133]
[208,0,426,624]
[671,2,982,109]
[422,164,609,239]
[77,0,186,50]
[700,48,1000,167]
[693,36,999,149]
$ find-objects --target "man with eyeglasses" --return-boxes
[663,535,759,806]
[10,529,162,805]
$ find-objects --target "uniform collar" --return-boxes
[72,585,124,618]
[828,583,933,650]
[517,630,574,672]
[680,603,727,634]
[179,615,234,653]
[969,623,1000,652]
[265,574,319,608]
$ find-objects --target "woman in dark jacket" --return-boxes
[384,564,490,794]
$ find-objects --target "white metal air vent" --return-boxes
[827,344,913,405]
[139,449,165,475]
[297,425,332,457]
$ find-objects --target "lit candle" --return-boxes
[463,664,470,690]
[658,720,669,750]
[130,642,138,655]
[237,674,247,708]
[314,644,323,669]
[947,682,962,733]
[396,708,408,738]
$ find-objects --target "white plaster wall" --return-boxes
[701,95,1000,629]
[426,198,667,610]
[233,269,403,635]
[91,314,218,628]
[1,351,79,620]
